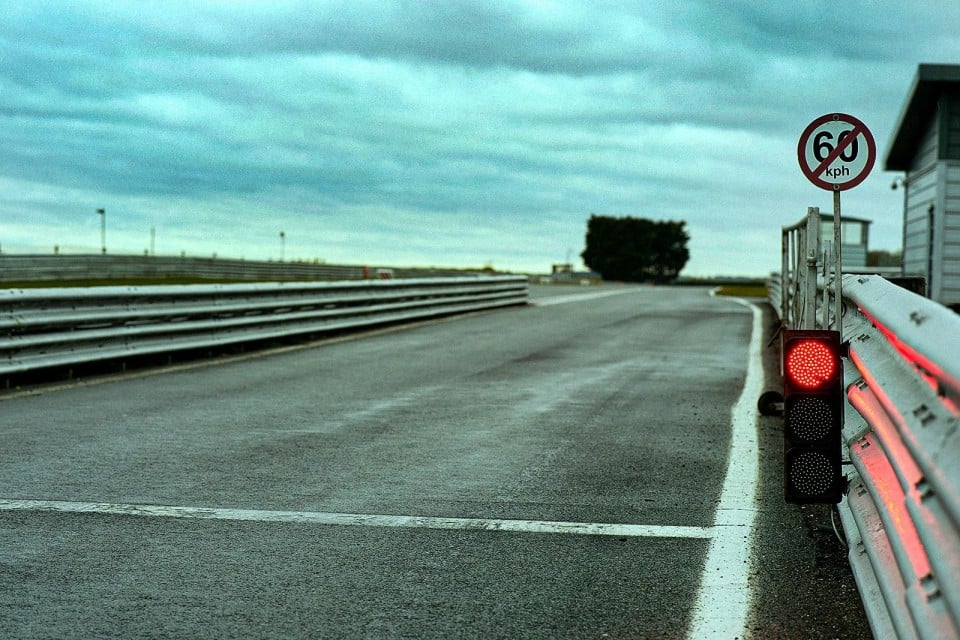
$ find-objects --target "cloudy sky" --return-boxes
[1,1,958,276]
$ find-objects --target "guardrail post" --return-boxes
[803,207,820,330]
[780,228,788,324]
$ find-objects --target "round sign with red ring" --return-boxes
[797,113,876,191]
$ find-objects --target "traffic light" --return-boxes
[782,329,845,503]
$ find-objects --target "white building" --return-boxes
[885,63,960,306]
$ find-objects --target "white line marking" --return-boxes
[0,499,713,539]
[686,300,763,639]
[530,288,642,306]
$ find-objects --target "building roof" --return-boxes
[817,213,872,225]
[885,64,960,171]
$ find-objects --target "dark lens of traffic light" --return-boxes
[788,450,836,498]
[787,396,833,443]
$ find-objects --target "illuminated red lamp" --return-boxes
[782,329,845,503]
[785,338,839,390]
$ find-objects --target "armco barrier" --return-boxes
[0,254,492,283]
[771,267,960,639]
[840,275,960,639]
[0,276,528,378]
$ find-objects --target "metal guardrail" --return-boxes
[0,276,528,378]
[0,254,493,283]
[841,275,960,640]
[772,212,960,639]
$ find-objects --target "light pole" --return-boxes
[96,208,106,254]
[279,230,286,262]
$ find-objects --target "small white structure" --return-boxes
[818,213,872,270]
[885,63,960,306]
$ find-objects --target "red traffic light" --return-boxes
[781,329,845,504]
[784,338,839,390]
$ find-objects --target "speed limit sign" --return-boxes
[797,113,876,191]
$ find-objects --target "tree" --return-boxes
[867,250,901,268]
[581,215,689,282]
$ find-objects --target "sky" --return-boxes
[1,1,959,277]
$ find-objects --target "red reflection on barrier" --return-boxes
[857,307,960,416]
[846,387,931,583]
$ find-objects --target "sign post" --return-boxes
[797,113,876,334]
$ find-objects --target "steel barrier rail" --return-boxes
[770,267,960,639]
[840,275,960,639]
[0,276,529,377]
[0,254,491,283]
[844,276,960,409]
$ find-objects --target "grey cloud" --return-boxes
[4,2,756,80]
[1,1,957,274]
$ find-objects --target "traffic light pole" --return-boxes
[832,190,843,336]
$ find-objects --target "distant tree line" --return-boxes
[867,250,901,267]
[581,215,690,283]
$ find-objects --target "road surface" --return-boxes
[0,284,869,638]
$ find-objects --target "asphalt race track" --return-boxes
[0,284,870,639]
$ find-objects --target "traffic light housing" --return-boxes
[782,329,845,503]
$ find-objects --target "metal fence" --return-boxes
[0,276,529,379]
[773,210,960,639]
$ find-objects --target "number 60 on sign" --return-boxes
[797,113,876,191]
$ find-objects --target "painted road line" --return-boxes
[0,499,713,539]
[529,288,642,306]
[686,299,764,639]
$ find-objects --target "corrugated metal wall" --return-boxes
[943,162,960,302]
[939,92,960,304]
[904,165,937,276]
